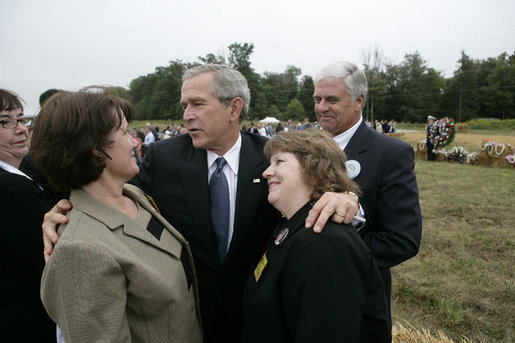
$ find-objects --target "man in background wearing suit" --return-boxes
[310,60,423,325]
[43,64,359,342]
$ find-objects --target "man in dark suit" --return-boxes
[43,64,360,342]
[310,61,422,324]
[134,64,364,341]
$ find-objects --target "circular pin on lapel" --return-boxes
[274,228,289,245]
[345,160,361,179]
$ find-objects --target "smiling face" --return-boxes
[181,72,240,155]
[0,107,29,168]
[101,116,140,183]
[262,151,312,219]
[313,78,363,137]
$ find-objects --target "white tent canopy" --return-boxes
[259,117,280,124]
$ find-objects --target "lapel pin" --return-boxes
[253,178,261,183]
[274,228,289,245]
[345,160,361,179]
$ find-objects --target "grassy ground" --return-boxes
[391,130,515,342]
[138,119,514,341]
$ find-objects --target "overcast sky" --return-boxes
[1,0,514,116]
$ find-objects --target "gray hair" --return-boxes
[314,61,368,105]
[182,64,251,117]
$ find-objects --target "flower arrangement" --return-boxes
[506,154,515,164]
[479,140,513,156]
[428,118,456,148]
[447,146,469,163]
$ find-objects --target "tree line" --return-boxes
[124,42,514,123]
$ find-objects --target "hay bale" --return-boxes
[477,143,514,168]
[387,132,406,139]
[415,140,427,160]
[456,123,468,133]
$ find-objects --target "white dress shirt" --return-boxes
[330,117,366,228]
[207,134,242,253]
[333,116,363,151]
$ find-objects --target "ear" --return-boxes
[354,95,364,112]
[228,97,243,123]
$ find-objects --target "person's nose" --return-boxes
[14,121,28,134]
[129,135,138,148]
[183,105,194,122]
[316,99,329,113]
[262,165,273,179]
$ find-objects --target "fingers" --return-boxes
[56,199,72,214]
[42,200,71,261]
[305,192,359,233]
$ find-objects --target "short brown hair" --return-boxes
[31,88,134,192]
[0,89,24,112]
[264,129,361,201]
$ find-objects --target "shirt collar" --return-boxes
[207,133,241,175]
[333,116,363,150]
[0,160,33,180]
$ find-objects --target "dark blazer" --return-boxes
[243,202,391,342]
[344,121,422,310]
[132,131,281,342]
[0,167,56,343]
[19,152,69,202]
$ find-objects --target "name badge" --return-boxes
[254,253,268,282]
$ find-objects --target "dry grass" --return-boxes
[393,321,473,343]
[391,129,515,342]
[399,131,515,153]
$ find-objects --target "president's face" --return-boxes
[313,78,363,137]
[181,72,235,155]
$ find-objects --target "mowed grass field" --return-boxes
[137,121,513,341]
[391,129,514,342]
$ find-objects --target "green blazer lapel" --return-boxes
[123,184,184,259]
[70,187,181,259]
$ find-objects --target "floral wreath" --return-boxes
[428,117,455,148]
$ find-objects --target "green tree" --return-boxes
[480,52,515,119]
[284,98,305,122]
[268,104,282,119]
[384,52,444,122]
[227,42,261,116]
[198,53,226,65]
[362,46,387,122]
[298,75,315,120]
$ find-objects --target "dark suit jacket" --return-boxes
[344,121,422,306]
[243,202,390,343]
[0,167,56,343]
[19,152,69,202]
[132,131,281,342]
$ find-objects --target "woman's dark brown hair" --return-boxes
[31,88,134,192]
[0,89,24,112]
[264,129,361,201]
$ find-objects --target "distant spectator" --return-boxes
[275,122,284,133]
[265,123,273,137]
[426,116,436,161]
[302,117,312,129]
[248,122,259,134]
[258,124,266,136]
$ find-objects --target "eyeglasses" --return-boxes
[0,117,28,129]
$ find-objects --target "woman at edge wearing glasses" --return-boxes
[0,89,57,342]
